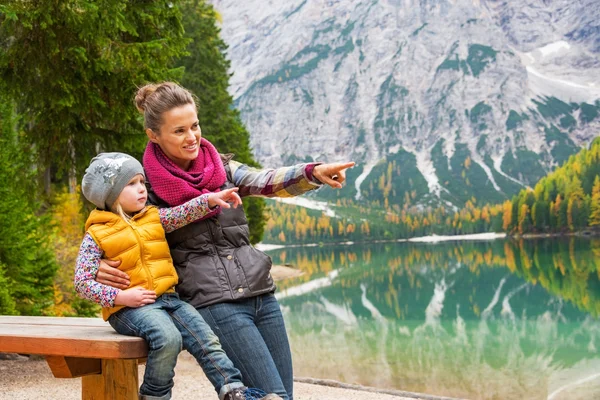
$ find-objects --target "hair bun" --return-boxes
[134,84,158,113]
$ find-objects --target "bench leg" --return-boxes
[81,359,139,400]
[45,356,101,378]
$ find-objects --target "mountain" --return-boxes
[209,0,600,208]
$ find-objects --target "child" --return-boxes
[75,152,280,400]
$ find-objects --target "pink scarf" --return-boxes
[143,139,227,220]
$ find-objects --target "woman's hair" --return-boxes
[134,82,196,134]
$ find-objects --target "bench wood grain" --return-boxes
[0,316,148,400]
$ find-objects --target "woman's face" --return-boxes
[146,103,202,170]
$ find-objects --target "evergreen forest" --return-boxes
[0,0,264,316]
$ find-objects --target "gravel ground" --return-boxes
[0,352,434,400]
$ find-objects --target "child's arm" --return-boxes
[159,188,242,233]
[114,287,157,308]
[75,234,156,308]
[74,233,122,307]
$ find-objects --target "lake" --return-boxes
[267,237,600,400]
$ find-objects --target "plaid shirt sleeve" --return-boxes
[229,161,323,198]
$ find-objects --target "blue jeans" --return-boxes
[109,293,244,400]
[197,293,293,400]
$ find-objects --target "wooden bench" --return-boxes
[0,316,148,399]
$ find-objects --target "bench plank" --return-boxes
[0,316,146,400]
[0,316,109,327]
[0,316,147,359]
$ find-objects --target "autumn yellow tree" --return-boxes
[502,200,512,231]
[567,176,586,231]
[589,176,600,226]
[518,204,530,234]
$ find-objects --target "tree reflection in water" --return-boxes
[272,237,600,400]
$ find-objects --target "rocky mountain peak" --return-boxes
[210,0,600,207]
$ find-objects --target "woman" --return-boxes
[96,82,354,400]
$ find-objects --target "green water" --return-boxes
[269,237,600,400]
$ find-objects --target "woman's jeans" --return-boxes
[198,293,294,400]
[109,293,244,400]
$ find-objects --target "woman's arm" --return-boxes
[229,161,354,198]
[74,234,121,307]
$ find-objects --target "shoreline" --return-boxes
[255,232,506,251]
[256,230,600,251]
[513,230,600,239]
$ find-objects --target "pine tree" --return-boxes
[567,176,586,231]
[559,197,569,230]
[0,264,17,315]
[532,200,549,232]
[0,0,188,184]
[552,195,562,229]
[589,176,600,226]
[0,93,57,314]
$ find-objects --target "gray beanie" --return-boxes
[82,152,145,210]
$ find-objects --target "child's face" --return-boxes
[117,174,147,214]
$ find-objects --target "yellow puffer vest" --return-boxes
[85,206,178,320]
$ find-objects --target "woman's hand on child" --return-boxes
[313,162,355,189]
[115,287,157,308]
[97,259,130,289]
[207,187,242,209]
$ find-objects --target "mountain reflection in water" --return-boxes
[270,237,600,400]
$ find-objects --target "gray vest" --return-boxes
[147,161,275,308]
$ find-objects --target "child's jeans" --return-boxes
[109,292,244,400]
